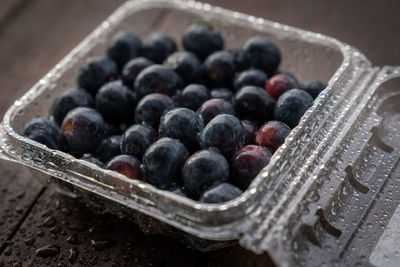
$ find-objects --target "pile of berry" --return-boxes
[23,22,325,203]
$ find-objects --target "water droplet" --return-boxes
[68,247,78,264]
[4,249,12,256]
[37,230,44,237]
[24,238,35,246]
[66,233,81,245]
[50,226,61,233]
[90,239,115,251]
[35,245,60,257]
[42,216,56,227]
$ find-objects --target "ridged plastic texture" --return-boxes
[1,1,399,265]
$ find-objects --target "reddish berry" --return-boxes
[231,145,272,190]
[105,155,142,180]
[256,121,290,152]
[265,73,296,99]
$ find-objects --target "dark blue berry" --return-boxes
[182,22,224,60]
[197,98,234,125]
[121,124,156,159]
[159,108,204,151]
[242,120,259,145]
[164,51,201,84]
[228,47,250,72]
[202,51,235,88]
[199,114,245,156]
[23,117,61,150]
[94,135,122,163]
[61,107,105,157]
[122,57,153,88]
[104,122,123,137]
[77,56,118,95]
[299,79,326,99]
[199,183,242,203]
[233,86,275,124]
[234,69,268,92]
[142,137,189,189]
[243,36,281,75]
[274,89,314,128]
[175,84,209,111]
[105,154,142,180]
[141,33,177,63]
[231,145,271,190]
[95,81,136,125]
[106,31,142,70]
[51,88,93,125]
[81,153,104,167]
[182,150,229,199]
[134,65,183,99]
[135,93,174,129]
[210,88,233,103]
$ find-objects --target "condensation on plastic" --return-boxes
[0,1,400,266]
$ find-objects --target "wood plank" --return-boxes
[0,161,43,251]
[205,0,400,66]
[0,0,125,116]
[0,189,274,266]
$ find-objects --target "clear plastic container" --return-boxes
[1,1,400,266]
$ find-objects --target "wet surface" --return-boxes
[0,191,273,266]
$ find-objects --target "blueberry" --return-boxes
[202,51,235,88]
[122,57,153,89]
[94,135,122,163]
[135,93,174,129]
[182,22,224,60]
[104,122,123,137]
[77,56,118,95]
[182,150,229,199]
[256,121,290,152]
[265,73,297,99]
[233,86,275,124]
[210,88,233,103]
[159,108,204,151]
[228,47,250,72]
[164,51,201,84]
[299,79,326,99]
[142,137,189,189]
[121,124,156,159]
[105,154,141,180]
[242,120,259,145]
[23,117,61,150]
[274,89,314,128]
[50,88,93,125]
[243,36,281,75]
[134,65,183,99]
[106,31,142,70]
[81,153,104,167]
[234,69,268,92]
[199,114,245,156]
[141,33,177,63]
[199,183,242,203]
[197,99,235,125]
[61,107,105,157]
[175,84,209,111]
[95,81,136,125]
[231,145,272,190]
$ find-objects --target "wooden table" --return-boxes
[0,0,399,266]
